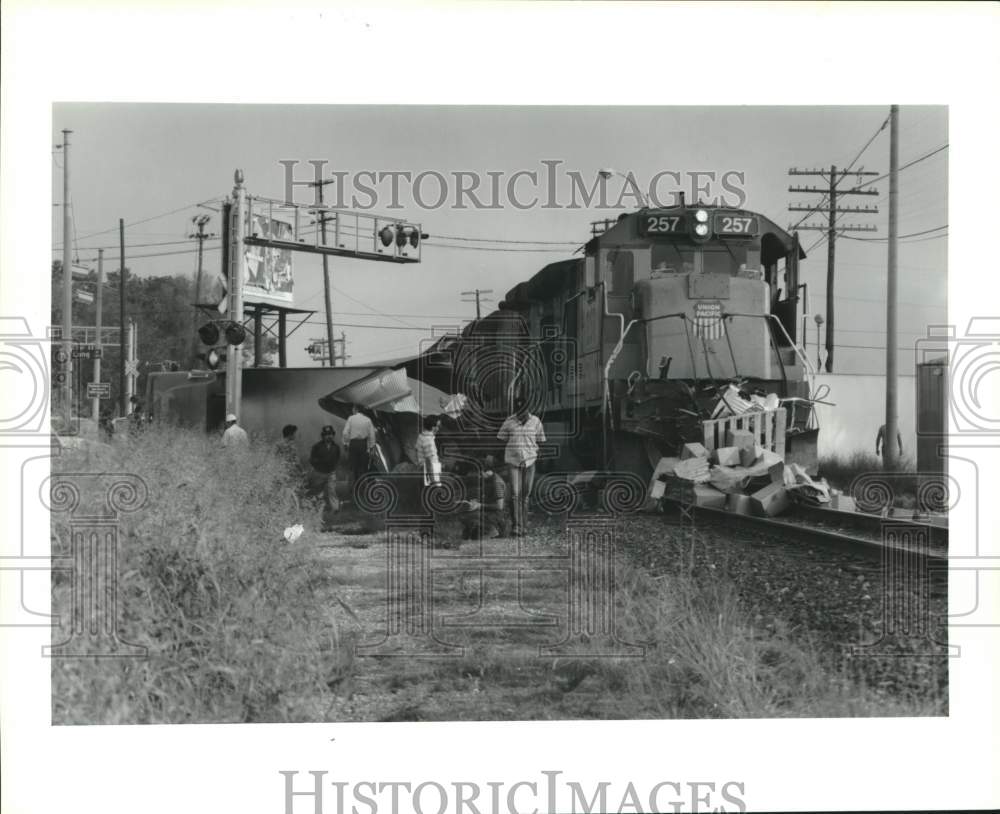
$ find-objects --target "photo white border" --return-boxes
[2,2,998,812]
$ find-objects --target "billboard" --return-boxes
[244,215,294,306]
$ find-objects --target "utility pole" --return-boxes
[91,249,104,420]
[119,218,127,417]
[332,331,350,366]
[125,319,137,410]
[59,129,73,428]
[189,214,213,364]
[884,105,900,471]
[305,337,330,365]
[310,179,337,367]
[789,166,880,372]
[227,170,247,419]
[461,288,494,319]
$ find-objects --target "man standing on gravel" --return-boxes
[342,403,377,502]
[497,403,546,537]
[310,425,341,531]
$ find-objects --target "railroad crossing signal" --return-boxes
[87,382,111,399]
[124,360,139,376]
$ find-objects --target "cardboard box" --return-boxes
[674,457,710,482]
[831,492,856,512]
[681,442,709,460]
[726,429,755,451]
[693,484,727,509]
[751,482,791,516]
[713,446,741,466]
[768,460,785,485]
[739,445,758,467]
[726,493,754,515]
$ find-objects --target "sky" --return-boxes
[50,104,948,373]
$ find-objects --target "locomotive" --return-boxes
[405,198,821,478]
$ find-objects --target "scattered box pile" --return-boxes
[649,425,833,519]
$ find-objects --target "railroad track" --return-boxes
[665,501,948,571]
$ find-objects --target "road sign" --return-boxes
[71,344,101,360]
[124,360,139,376]
[87,382,111,399]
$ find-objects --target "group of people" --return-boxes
[272,404,379,531]
[227,399,547,538]
[414,402,547,538]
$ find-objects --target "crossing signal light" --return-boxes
[224,322,246,346]
[198,320,245,347]
[196,349,224,370]
[198,322,220,345]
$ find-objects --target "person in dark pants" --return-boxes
[309,425,341,531]
[342,404,376,503]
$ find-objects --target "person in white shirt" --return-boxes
[342,404,377,502]
[221,413,249,448]
[497,404,546,536]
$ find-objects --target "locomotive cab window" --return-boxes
[651,242,695,275]
[703,244,752,276]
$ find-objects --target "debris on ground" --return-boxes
[648,402,835,519]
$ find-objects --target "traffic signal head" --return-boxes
[198,322,220,345]
[224,322,246,346]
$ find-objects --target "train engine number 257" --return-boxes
[713,214,759,236]
[639,212,759,237]
[642,214,684,234]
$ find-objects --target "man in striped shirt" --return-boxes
[497,405,546,536]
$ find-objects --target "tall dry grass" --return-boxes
[610,566,944,718]
[819,451,920,507]
[51,424,356,724]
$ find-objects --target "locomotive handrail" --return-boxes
[722,311,817,395]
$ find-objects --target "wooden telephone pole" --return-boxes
[789,166,880,371]
[310,179,337,367]
[461,288,493,319]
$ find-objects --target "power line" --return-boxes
[431,233,578,245]
[299,319,442,332]
[798,142,948,256]
[54,236,220,254]
[425,242,569,253]
[788,113,890,232]
[841,225,947,241]
[72,245,220,264]
[330,284,422,329]
[812,293,946,308]
[56,199,219,245]
[851,143,948,191]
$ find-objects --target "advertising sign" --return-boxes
[244,215,294,306]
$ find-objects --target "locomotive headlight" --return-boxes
[694,223,709,237]
[695,209,709,223]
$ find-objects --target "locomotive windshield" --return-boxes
[650,242,761,276]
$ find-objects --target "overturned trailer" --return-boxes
[145,366,461,472]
